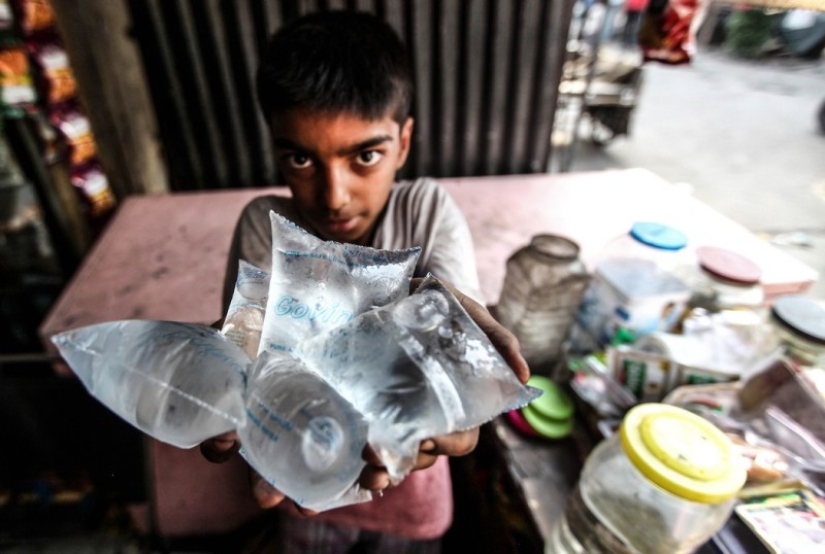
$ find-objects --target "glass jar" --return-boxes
[688,246,764,313]
[770,295,825,368]
[495,234,590,375]
[576,222,693,345]
[548,403,746,554]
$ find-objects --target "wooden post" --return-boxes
[50,0,168,197]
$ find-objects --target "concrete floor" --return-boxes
[564,45,825,300]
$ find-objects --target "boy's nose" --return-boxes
[319,167,351,212]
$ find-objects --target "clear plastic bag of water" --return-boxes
[51,320,248,449]
[240,350,371,511]
[298,275,542,480]
[222,260,269,361]
[260,212,420,355]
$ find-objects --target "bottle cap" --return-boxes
[629,222,688,251]
[696,246,761,285]
[771,295,825,345]
[620,404,746,504]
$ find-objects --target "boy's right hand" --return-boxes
[200,432,291,510]
[200,430,241,463]
[199,432,388,513]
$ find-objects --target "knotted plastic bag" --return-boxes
[52,320,248,449]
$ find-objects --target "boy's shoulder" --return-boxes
[390,177,449,207]
[240,193,301,226]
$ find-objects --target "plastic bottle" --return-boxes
[548,403,746,554]
[576,222,693,345]
[495,234,591,375]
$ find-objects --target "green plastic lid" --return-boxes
[526,375,574,421]
[522,404,574,439]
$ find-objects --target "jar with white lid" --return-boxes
[770,295,825,368]
[548,403,747,554]
[576,222,693,345]
[688,246,764,313]
[599,221,695,274]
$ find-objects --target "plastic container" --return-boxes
[548,403,747,554]
[688,246,764,313]
[770,295,825,368]
[577,222,693,345]
[495,234,591,375]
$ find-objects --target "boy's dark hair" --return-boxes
[256,11,413,125]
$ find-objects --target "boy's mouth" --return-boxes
[319,217,359,236]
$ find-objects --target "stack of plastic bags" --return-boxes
[52,212,540,511]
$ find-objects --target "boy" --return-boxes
[201,11,528,553]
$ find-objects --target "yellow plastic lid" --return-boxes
[620,403,747,504]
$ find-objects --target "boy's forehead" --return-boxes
[269,108,400,133]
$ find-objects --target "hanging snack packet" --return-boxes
[53,106,98,166]
[222,260,270,361]
[0,47,37,106]
[70,165,117,219]
[240,350,371,512]
[639,0,699,65]
[51,320,249,448]
[30,41,77,104]
[297,275,542,480]
[259,212,420,354]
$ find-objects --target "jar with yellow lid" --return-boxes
[548,403,747,554]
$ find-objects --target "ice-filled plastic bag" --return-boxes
[240,350,371,511]
[260,212,420,354]
[222,260,269,361]
[297,275,541,480]
[52,320,249,448]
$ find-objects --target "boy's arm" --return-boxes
[420,186,486,304]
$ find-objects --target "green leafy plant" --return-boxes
[726,7,773,58]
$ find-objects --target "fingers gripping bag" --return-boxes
[297,275,542,480]
[240,350,371,511]
[51,320,249,448]
[222,260,270,361]
[260,212,420,355]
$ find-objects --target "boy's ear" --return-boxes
[396,117,414,170]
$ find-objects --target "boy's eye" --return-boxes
[356,151,383,167]
[286,153,312,169]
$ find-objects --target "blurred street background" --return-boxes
[555,25,825,299]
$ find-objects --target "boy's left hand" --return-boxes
[359,427,479,491]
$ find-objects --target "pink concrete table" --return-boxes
[37,168,818,538]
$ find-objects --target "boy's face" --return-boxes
[268,108,413,245]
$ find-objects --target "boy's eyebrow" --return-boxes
[271,135,393,154]
[342,135,393,154]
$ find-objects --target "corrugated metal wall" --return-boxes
[127,0,573,190]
